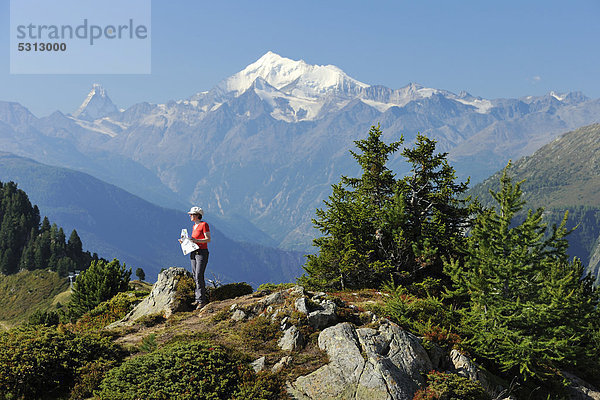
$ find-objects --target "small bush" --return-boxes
[209,282,254,302]
[422,324,463,351]
[27,309,61,326]
[256,282,296,293]
[0,326,126,399]
[413,371,491,400]
[135,312,166,327]
[139,333,158,353]
[97,340,285,400]
[71,291,147,332]
[233,370,289,400]
[69,359,117,400]
[384,288,459,337]
[237,316,281,350]
[173,274,195,311]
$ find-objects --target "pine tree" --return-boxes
[445,165,600,383]
[301,126,472,290]
[0,181,40,274]
[67,230,83,259]
[68,258,131,318]
[381,134,473,282]
[135,267,146,281]
[301,125,402,290]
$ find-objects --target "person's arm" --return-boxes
[193,231,211,244]
[191,224,211,244]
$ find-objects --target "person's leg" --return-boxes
[197,249,209,305]
[190,251,202,304]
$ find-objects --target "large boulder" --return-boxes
[108,267,192,329]
[288,321,432,400]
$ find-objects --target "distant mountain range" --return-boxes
[469,123,600,283]
[0,51,599,250]
[0,152,304,285]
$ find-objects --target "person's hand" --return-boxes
[178,239,183,243]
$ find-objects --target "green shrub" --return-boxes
[384,287,459,337]
[0,326,126,399]
[233,370,289,400]
[135,312,166,327]
[68,258,131,319]
[27,309,61,326]
[97,340,284,400]
[208,282,253,302]
[173,274,195,311]
[256,282,296,293]
[139,333,158,353]
[68,359,117,400]
[237,316,281,350]
[71,291,147,332]
[413,371,490,400]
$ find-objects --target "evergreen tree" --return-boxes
[302,126,472,290]
[34,231,52,269]
[301,125,402,289]
[68,258,131,318]
[135,267,146,281]
[0,181,40,274]
[19,229,37,271]
[67,230,83,260]
[380,134,474,282]
[445,165,600,384]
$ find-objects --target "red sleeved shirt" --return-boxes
[192,221,210,249]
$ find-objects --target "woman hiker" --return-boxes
[185,206,211,309]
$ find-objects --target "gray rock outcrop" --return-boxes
[288,321,432,400]
[450,349,515,400]
[307,299,338,330]
[108,267,191,329]
[563,371,600,400]
[278,325,304,351]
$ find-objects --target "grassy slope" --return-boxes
[0,270,70,328]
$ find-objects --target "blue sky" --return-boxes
[1,0,599,117]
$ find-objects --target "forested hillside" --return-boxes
[0,180,98,276]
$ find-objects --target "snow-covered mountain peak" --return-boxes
[219,51,369,98]
[72,83,119,121]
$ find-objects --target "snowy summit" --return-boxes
[72,83,119,121]
[218,51,369,98]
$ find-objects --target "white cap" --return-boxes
[187,206,204,216]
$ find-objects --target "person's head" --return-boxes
[187,206,204,222]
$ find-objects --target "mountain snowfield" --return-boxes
[1,51,600,253]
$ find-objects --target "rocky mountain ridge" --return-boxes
[1,52,599,250]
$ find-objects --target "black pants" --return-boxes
[190,248,209,303]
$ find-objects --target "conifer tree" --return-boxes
[68,258,131,318]
[301,126,472,290]
[380,134,473,282]
[445,165,600,383]
[135,267,146,281]
[302,125,402,289]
